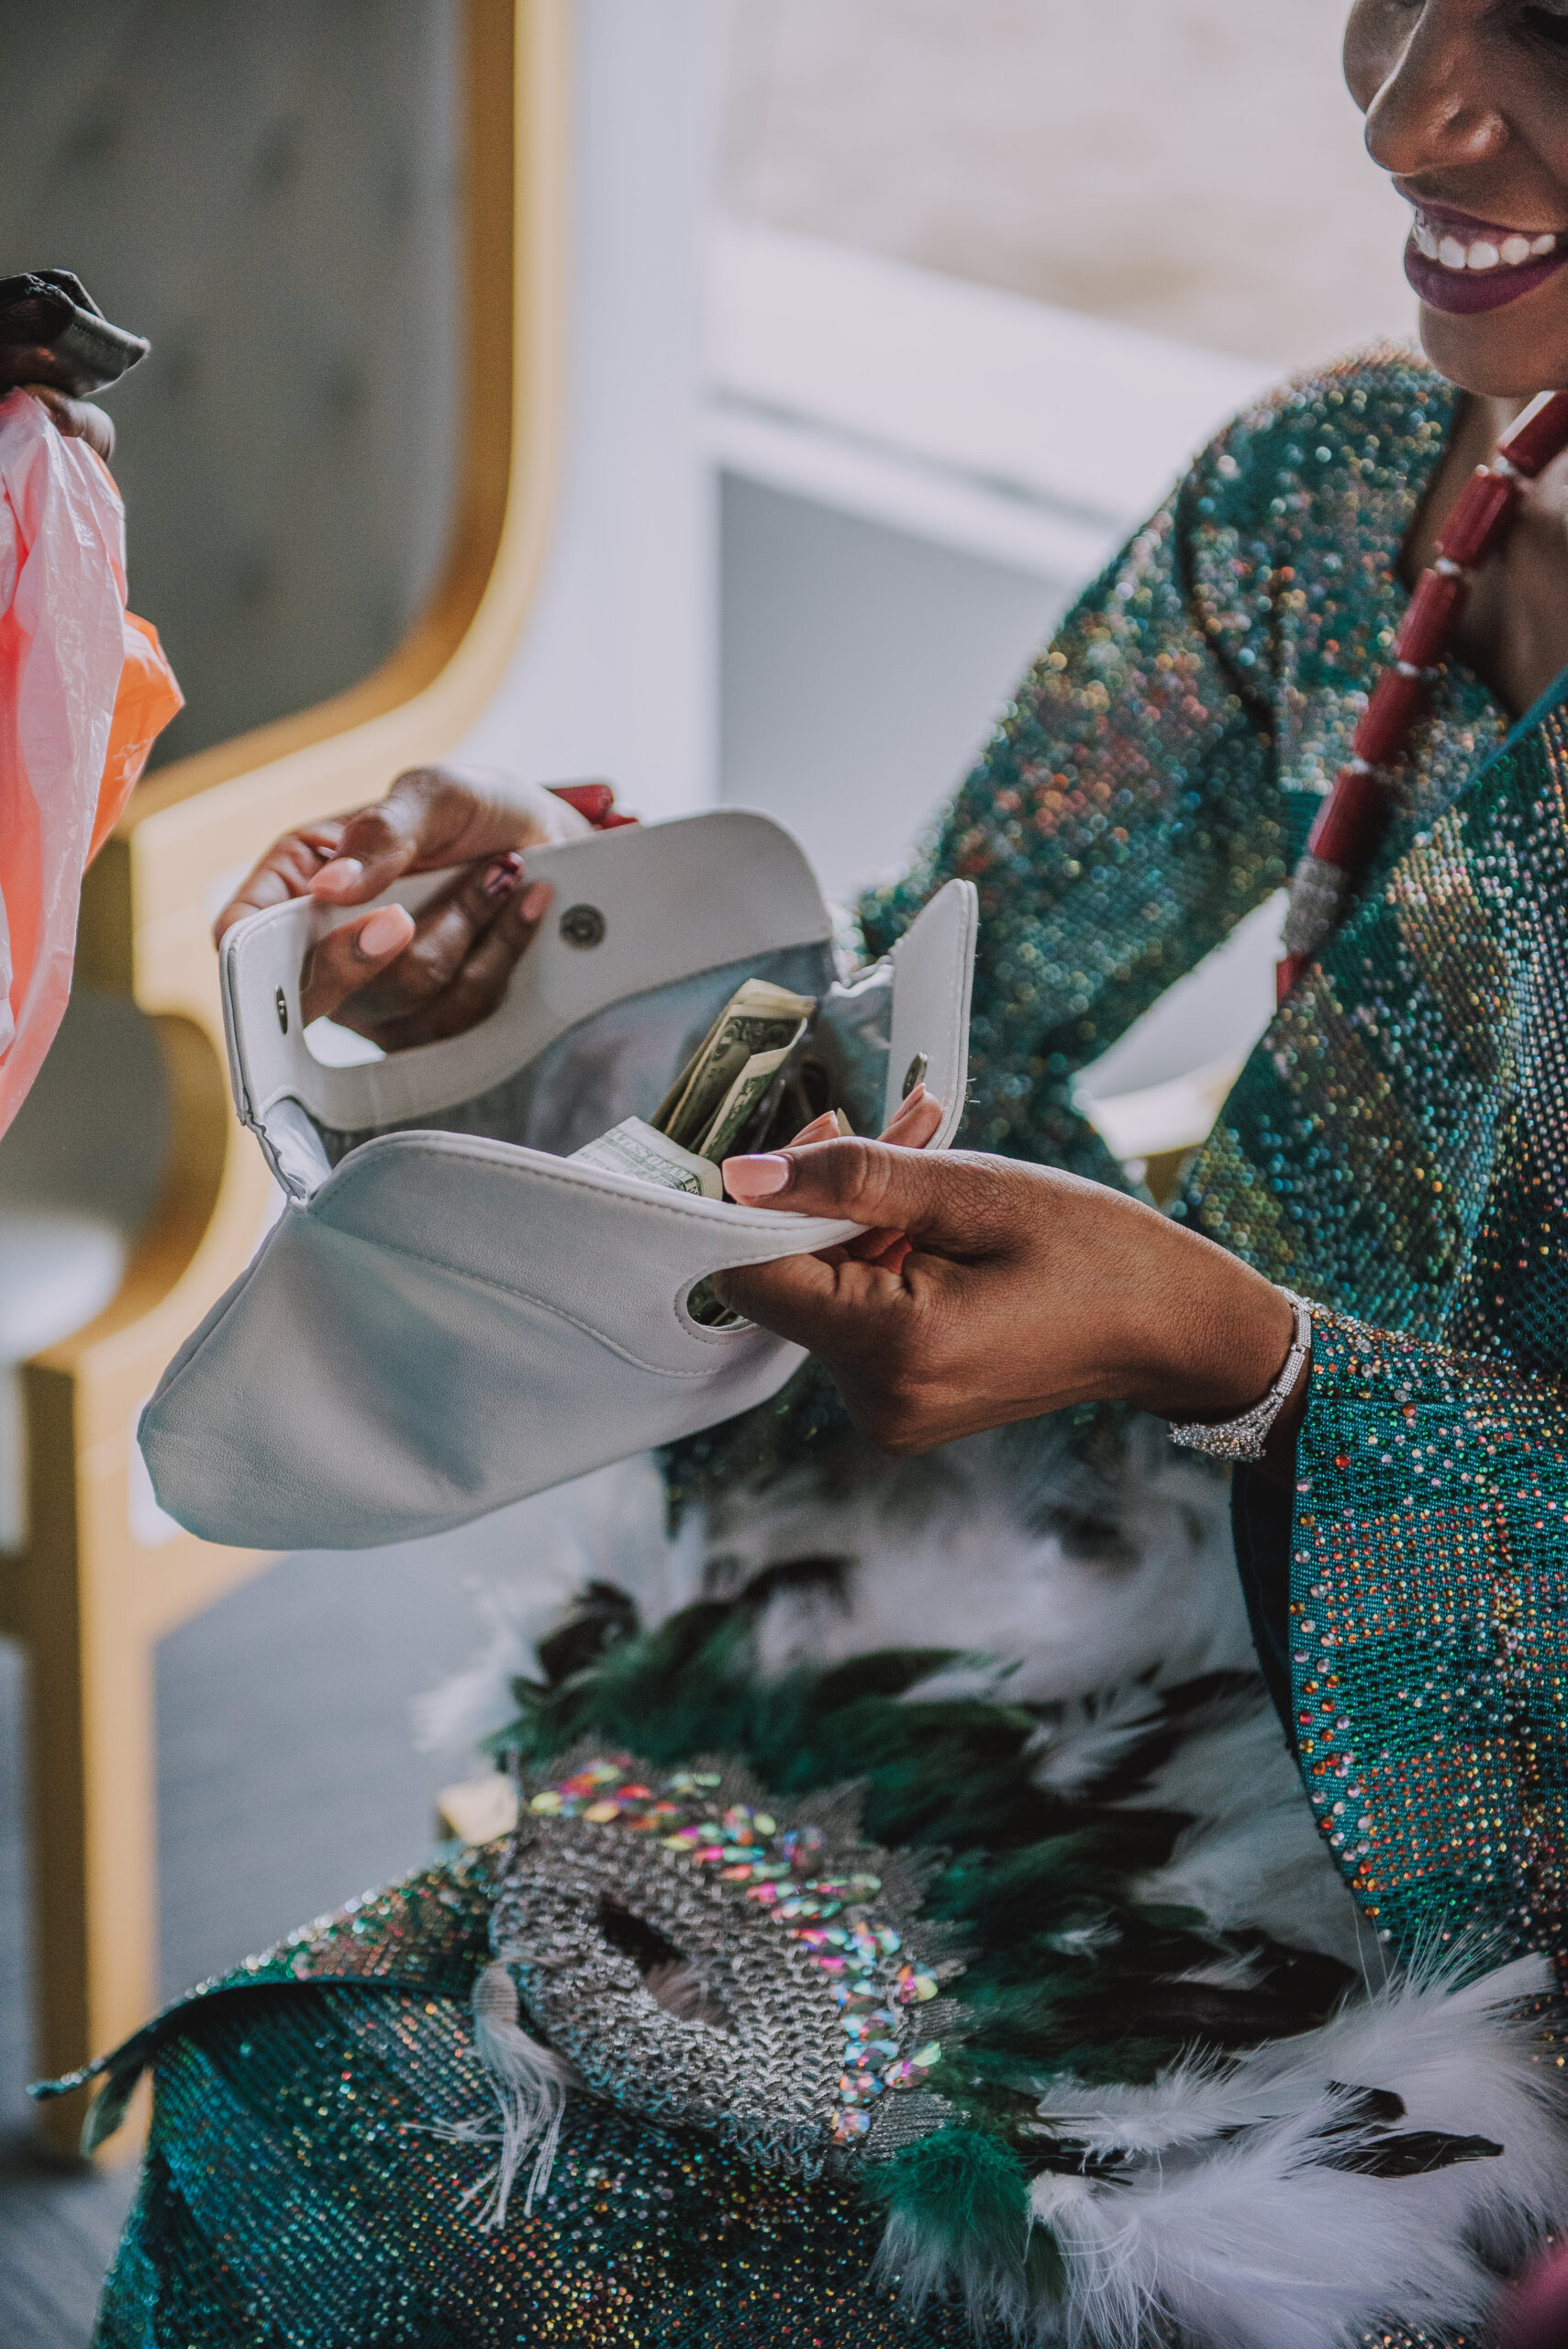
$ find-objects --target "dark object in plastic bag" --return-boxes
[0,270,150,397]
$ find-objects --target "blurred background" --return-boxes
[0,5,1413,2336]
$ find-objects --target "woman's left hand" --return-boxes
[214,763,589,1046]
[715,1140,1306,1474]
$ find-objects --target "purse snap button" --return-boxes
[901,1052,927,1098]
[275,987,289,1034]
[560,904,606,950]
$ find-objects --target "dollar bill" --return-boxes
[690,1037,804,1162]
[569,1117,724,1198]
[652,979,816,1156]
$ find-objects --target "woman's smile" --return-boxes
[1404,195,1568,315]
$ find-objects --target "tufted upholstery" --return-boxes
[0,0,462,765]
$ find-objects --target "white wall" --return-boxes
[710,228,1273,910]
[454,0,719,819]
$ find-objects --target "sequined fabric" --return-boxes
[684,350,1568,1979]
[870,345,1568,1975]
[1290,1306,1568,1978]
[96,1983,978,2349]
[87,351,1565,2344]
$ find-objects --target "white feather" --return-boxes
[1023,1954,1567,2349]
[1034,2099,1500,2349]
[465,1961,576,2230]
[711,1424,1251,1698]
[1026,1687,1167,1796]
[1129,1687,1372,1970]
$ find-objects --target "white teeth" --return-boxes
[1413,214,1562,270]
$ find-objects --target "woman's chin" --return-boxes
[1417,296,1568,401]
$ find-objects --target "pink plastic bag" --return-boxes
[0,387,182,1139]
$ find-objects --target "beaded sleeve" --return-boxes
[1292,1305,1568,1978]
[859,469,1288,1179]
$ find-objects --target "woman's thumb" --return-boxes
[723,1137,980,1241]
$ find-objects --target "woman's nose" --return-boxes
[1362,0,1508,181]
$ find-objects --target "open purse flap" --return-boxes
[222,810,836,1152]
[219,807,975,1268]
[141,816,975,1546]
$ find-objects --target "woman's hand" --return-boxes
[715,1141,1306,1476]
[214,764,590,1048]
[10,380,116,462]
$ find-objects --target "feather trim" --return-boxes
[1016,1953,1565,2349]
[421,1442,1568,2341]
[710,1425,1252,1699]
[1127,1684,1370,1969]
[464,1961,576,2230]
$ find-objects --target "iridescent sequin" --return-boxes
[668,345,1499,1505]
[96,1985,981,2348]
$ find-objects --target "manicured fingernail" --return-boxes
[793,1113,837,1143]
[519,879,551,921]
[484,851,526,898]
[313,856,364,896]
[358,906,413,958]
[723,1153,792,1197]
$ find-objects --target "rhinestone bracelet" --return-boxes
[1168,1290,1313,1464]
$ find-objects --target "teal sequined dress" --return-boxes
[72,350,1568,2346]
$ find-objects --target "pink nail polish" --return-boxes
[484,852,526,898]
[519,879,551,921]
[723,1153,791,1197]
[359,906,412,958]
[312,855,364,896]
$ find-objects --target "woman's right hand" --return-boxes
[214,763,591,1050]
[714,1139,1305,1473]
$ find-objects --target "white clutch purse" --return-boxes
[139,810,976,1550]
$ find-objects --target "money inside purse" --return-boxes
[568,978,850,1325]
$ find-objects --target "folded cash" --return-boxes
[652,979,817,1159]
[572,983,862,1331]
[569,1117,724,1199]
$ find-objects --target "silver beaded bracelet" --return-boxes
[1167,1290,1313,1464]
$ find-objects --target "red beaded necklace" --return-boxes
[1277,386,1568,1003]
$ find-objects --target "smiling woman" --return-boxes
[56,7,1568,2349]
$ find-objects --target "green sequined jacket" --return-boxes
[858,344,1568,1980]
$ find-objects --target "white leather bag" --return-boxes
[139,810,975,1551]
